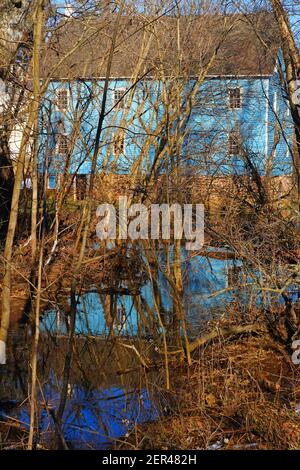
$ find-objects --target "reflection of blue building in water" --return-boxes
[41,249,246,338]
[41,245,298,337]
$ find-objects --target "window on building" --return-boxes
[113,135,125,154]
[228,130,240,156]
[57,134,68,155]
[56,89,69,111]
[113,88,125,108]
[228,88,241,109]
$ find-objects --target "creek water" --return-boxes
[0,248,291,449]
[41,249,246,338]
[0,333,161,449]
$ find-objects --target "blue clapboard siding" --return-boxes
[38,59,294,181]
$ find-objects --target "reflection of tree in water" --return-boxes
[1,332,159,449]
[100,244,148,293]
[0,328,29,402]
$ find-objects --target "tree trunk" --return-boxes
[271,0,300,209]
[0,0,44,365]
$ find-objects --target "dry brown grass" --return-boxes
[120,329,300,450]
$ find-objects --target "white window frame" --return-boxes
[113,87,126,108]
[55,88,70,112]
[228,130,240,156]
[228,87,242,109]
[113,133,125,155]
[56,133,69,156]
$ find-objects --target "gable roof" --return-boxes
[41,12,279,80]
